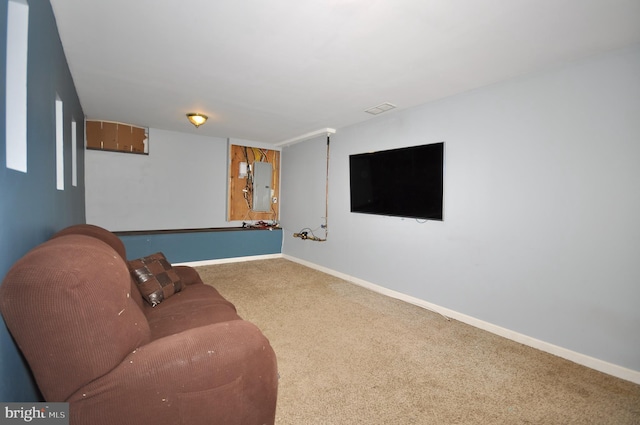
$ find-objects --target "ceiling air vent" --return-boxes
[364,102,396,115]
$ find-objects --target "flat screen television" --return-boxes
[349,142,444,220]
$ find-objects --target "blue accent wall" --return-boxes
[1,0,85,401]
[119,228,283,263]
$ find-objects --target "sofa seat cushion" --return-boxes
[144,283,241,340]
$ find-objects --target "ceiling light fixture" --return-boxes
[186,113,208,128]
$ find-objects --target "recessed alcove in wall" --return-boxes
[5,0,29,173]
[55,96,64,190]
[72,119,78,187]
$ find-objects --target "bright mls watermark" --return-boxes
[1,403,68,424]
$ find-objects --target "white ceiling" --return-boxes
[49,0,640,145]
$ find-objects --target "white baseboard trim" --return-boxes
[175,253,283,268]
[282,254,640,385]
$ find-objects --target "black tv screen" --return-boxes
[349,142,444,220]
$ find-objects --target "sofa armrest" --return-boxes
[174,265,203,286]
[68,320,278,425]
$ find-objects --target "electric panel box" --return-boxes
[252,161,273,212]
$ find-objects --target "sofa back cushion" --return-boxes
[0,235,151,401]
[51,223,127,261]
[51,224,146,309]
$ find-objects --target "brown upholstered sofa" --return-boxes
[0,224,278,425]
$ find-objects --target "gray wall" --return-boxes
[86,132,280,231]
[86,129,229,231]
[281,46,640,374]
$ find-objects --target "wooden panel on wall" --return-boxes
[228,144,280,222]
[131,126,147,153]
[101,122,118,150]
[85,120,148,154]
[86,121,102,149]
[117,123,132,152]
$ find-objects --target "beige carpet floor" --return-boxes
[197,258,640,425]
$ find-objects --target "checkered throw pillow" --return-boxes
[128,252,183,307]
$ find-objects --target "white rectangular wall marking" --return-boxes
[5,0,29,173]
[56,97,64,190]
[71,119,77,187]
